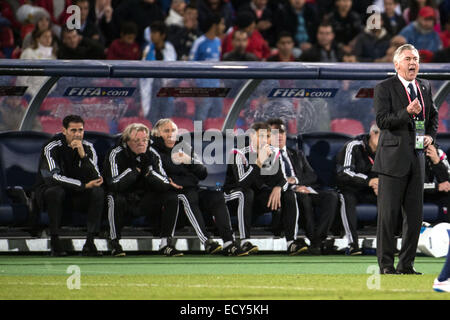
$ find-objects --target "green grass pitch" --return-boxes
[0,254,449,300]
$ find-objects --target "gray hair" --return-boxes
[151,118,178,136]
[121,123,149,142]
[393,44,419,65]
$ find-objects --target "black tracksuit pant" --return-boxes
[224,187,254,240]
[339,187,377,246]
[107,189,178,240]
[252,188,299,241]
[178,187,234,243]
[43,185,104,236]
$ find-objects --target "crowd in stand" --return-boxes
[0,0,449,63]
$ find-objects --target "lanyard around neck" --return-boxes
[403,80,426,120]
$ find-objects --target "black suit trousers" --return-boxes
[376,150,425,270]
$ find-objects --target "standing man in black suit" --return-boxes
[267,118,338,255]
[373,44,439,275]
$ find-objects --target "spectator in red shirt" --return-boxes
[107,22,141,60]
[221,10,271,60]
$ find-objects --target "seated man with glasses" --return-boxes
[103,123,181,256]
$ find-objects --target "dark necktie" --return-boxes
[408,82,423,120]
[281,150,293,178]
[408,83,417,101]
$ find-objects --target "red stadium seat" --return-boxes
[84,118,110,133]
[203,117,225,131]
[11,47,21,59]
[171,117,194,132]
[40,116,62,134]
[0,26,14,48]
[287,119,297,134]
[222,98,234,116]
[174,98,195,117]
[330,118,365,135]
[20,24,34,41]
[40,97,72,113]
[118,117,152,132]
[438,119,448,133]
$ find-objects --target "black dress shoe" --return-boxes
[380,267,397,274]
[396,267,423,275]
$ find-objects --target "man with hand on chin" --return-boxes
[373,44,439,275]
[225,122,303,255]
[35,115,104,257]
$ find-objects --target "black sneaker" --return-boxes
[50,236,67,257]
[345,243,362,256]
[111,239,126,257]
[308,245,322,255]
[205,239,222,254]
[287,239,309,256]
[161,245,184,257]
[223,242,249,256]
[82,241,102,257]
[241,241,259,255]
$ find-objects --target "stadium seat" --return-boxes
[330,118,365,136]
[84,118,110,133]
[83,131,118,172]
[11,47,21,59]
[438,119,447,133]
[0,131,51,226]
[436,133,450,156]
[118,117,152,133]
[40,97,72,114]
[172,117,194,132]
[298,132,353,188]
[203,117,225,131]
[40,116,62,134]
[222,98,234,116]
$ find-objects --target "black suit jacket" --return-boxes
[372,75,439,177]
[284,147,319,189]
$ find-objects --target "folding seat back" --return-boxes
[0,131,51,225]
[83,131,119,173]
[118,117,152,133]
[330,118,365,136]
[298,132,353,188]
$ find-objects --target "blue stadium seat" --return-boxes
[436,133,450,156]
[84,131,119,173]
[298,132,354,188]
[0,131,51,226]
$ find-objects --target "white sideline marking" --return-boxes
[0,281,433,293]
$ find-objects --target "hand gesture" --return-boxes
[267,186,281,211]
[425,144,440,164]
[438,181,450,192]
[368,178,379,196]
[70,139,86,158]
[406,98,421,115]
[295,185,310,194]
[169,178,183,190]
[85,177,103,189]
[257,144,272,167]
[287,177,297,185]
[172,151,191,165]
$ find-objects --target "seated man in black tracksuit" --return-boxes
[34,115,104,256]
[103,123,181,257]
[150,118,247,256]
[424,143,450,223]
[335,124,380,255]
[267,118,339,255]
[224,121,305,255]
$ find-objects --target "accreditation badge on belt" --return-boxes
[415,120,425,149]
